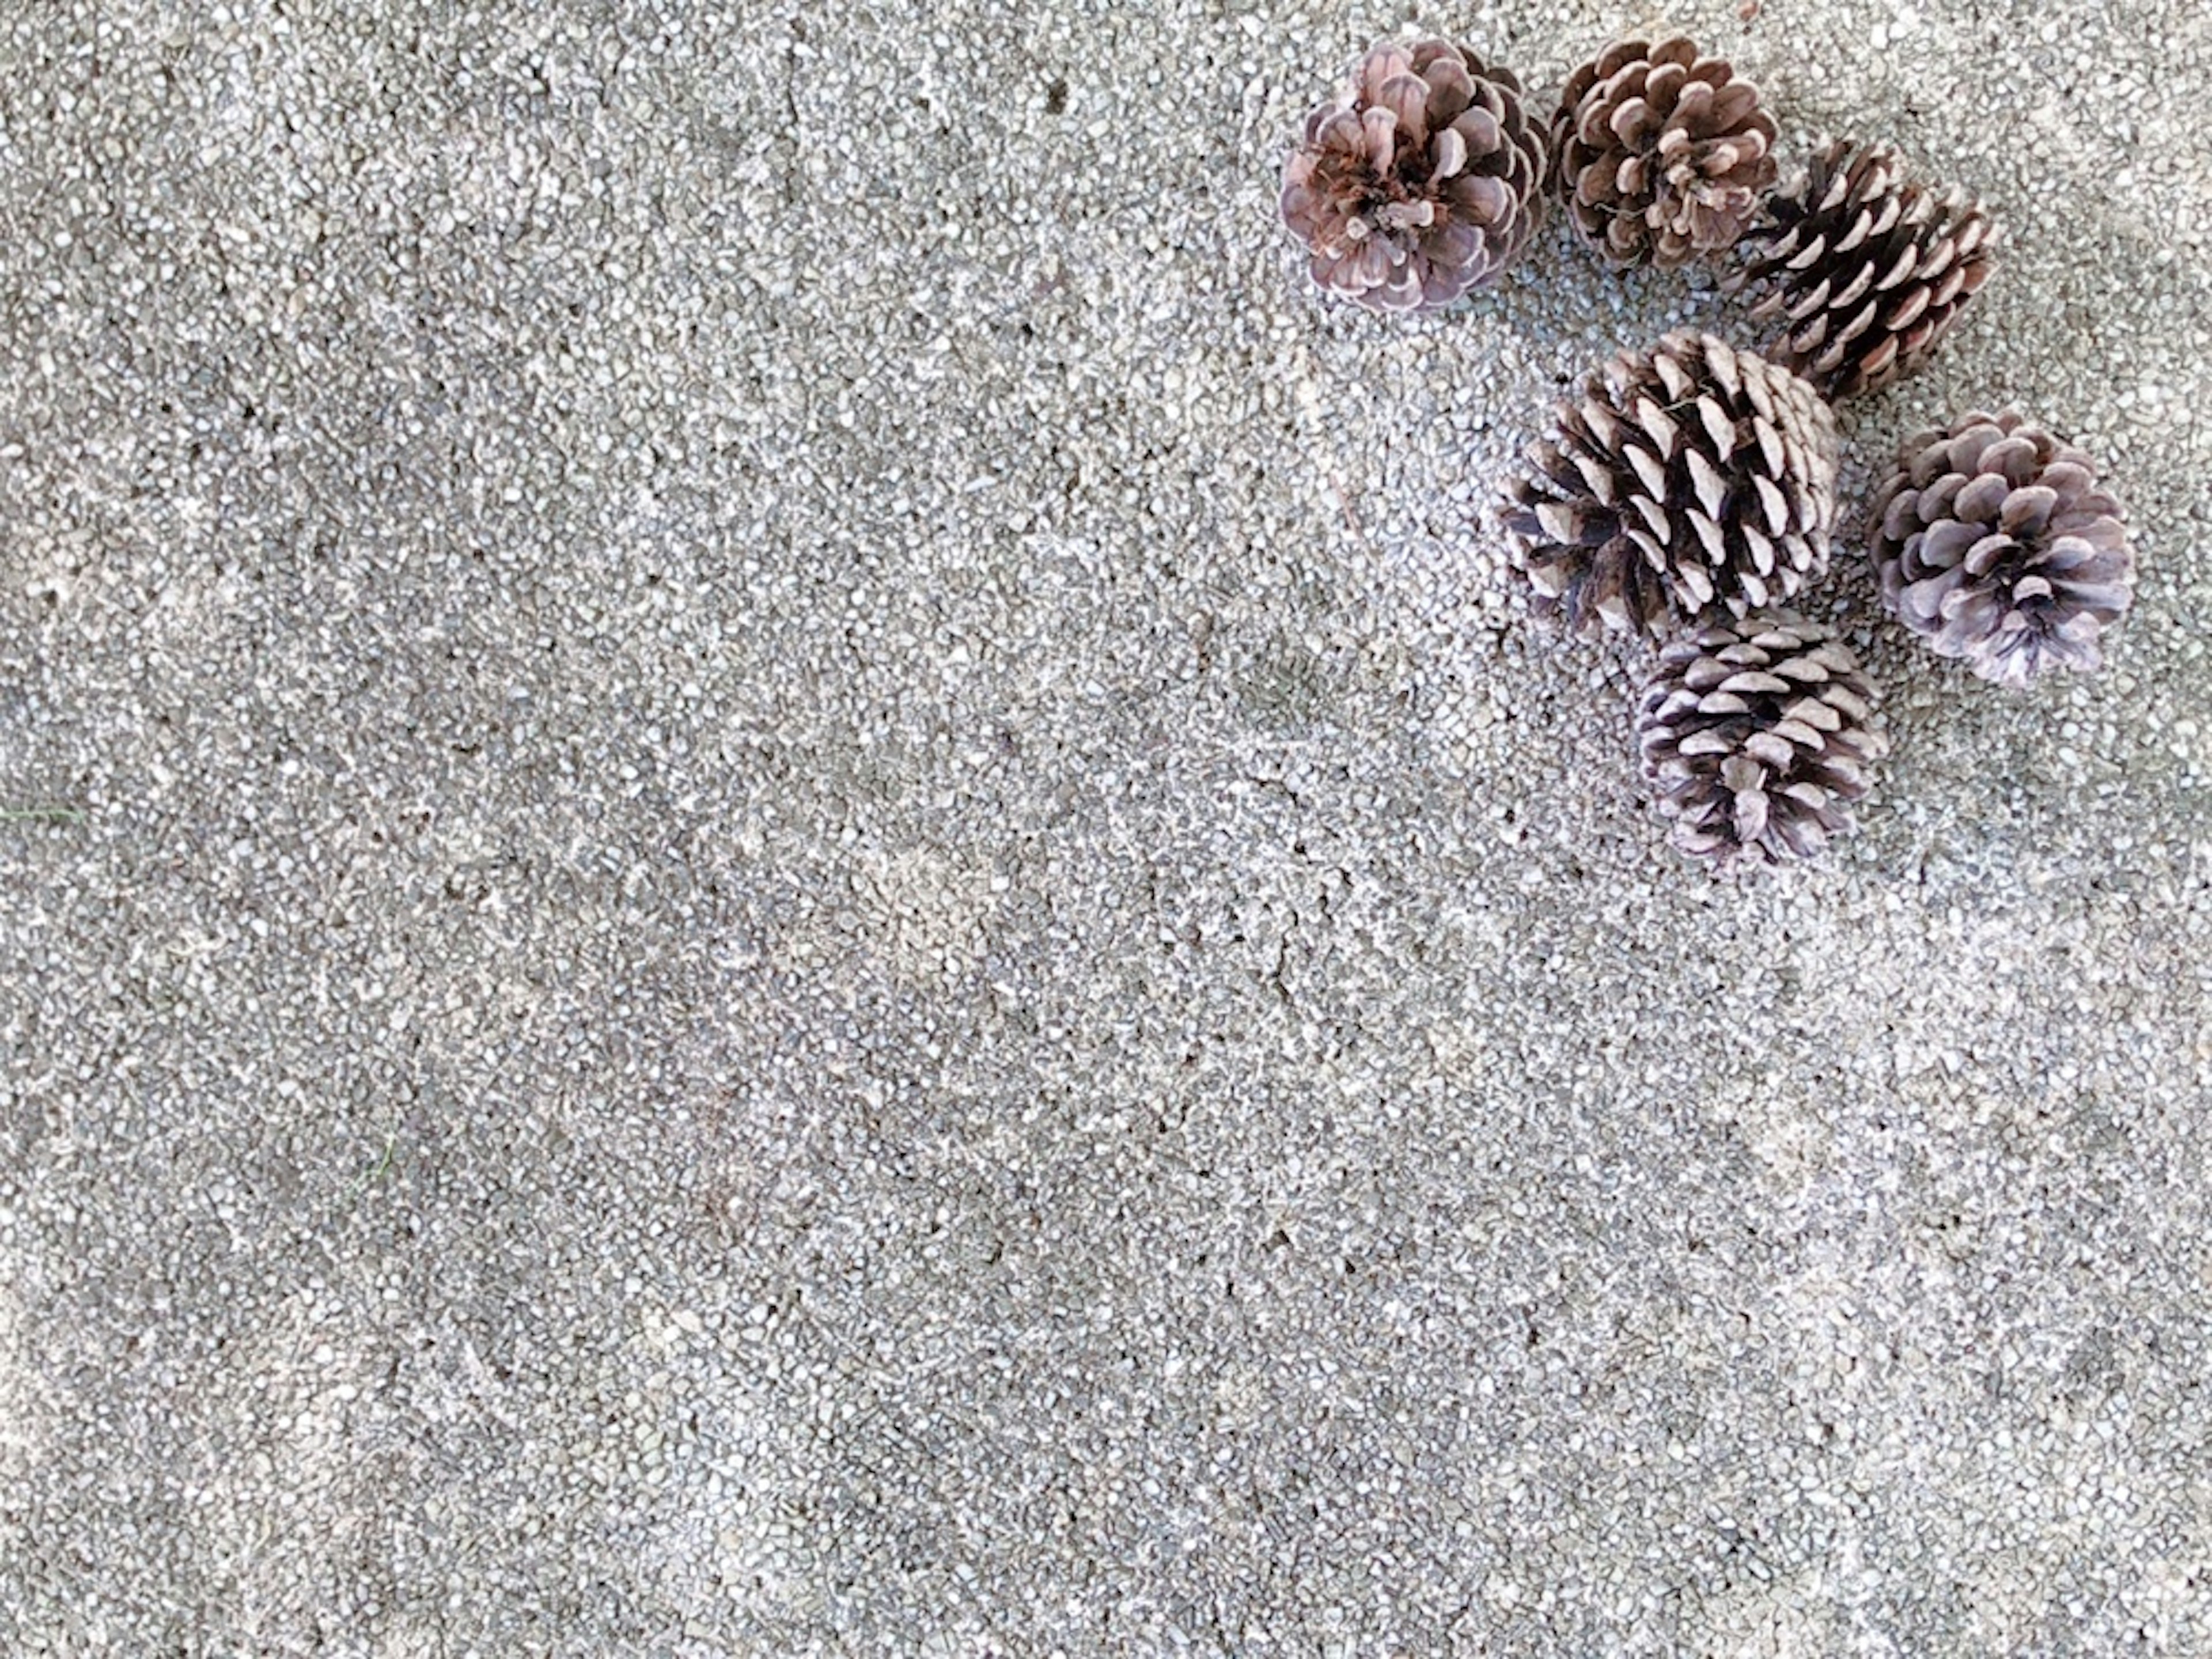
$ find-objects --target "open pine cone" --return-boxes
[1729,138,1999,400]
[1552,37,1778,268]
[1637,612,1888,869]
[1869,412,2134,688]
[1501,331,1839,639]
[1279,37,1547,313]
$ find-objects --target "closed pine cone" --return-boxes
[1729,138,1999,400]
[1553,37,1778,268]
[1637,611,1888,869]
[1501,330,1838,639]
[1280,37,1547,313]
[1869,412,2134,687]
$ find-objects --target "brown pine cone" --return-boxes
[1729,138,1999,400]
[1553,37,1778,268]
[1637,611,1888,869]
[1501,331,1839,639]
[1279,37,1547,313]
[1869,412,2135,687]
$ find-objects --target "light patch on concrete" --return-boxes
[0,1280,50,1494]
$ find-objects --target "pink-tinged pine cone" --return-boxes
[1870,412,2135,688]
[1553,37,1778,269]
[1280,38,1547,313]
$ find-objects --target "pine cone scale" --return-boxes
[1421,58,1475,123]
[1375,73,1432,142]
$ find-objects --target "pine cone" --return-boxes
[1728,138,1999,399]
[1279,37,1547,313]
[1637,612,1888,868]
[1869,411,2134,687]
[1501,331,1839,638]
[1553,37,1778,268]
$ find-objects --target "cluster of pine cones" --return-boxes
[1279,34,2137,871]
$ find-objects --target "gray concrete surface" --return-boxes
[2,0,2209,1652]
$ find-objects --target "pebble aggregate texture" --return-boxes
[1,1,2209,1654]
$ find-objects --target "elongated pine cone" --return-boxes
[1553,37,1778,268]
[1869,412,2134,687]
[1728,139,1999,399]
[1280,37,1547,312]
[1501,331,1839,638]
[1637,612,1887,869]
